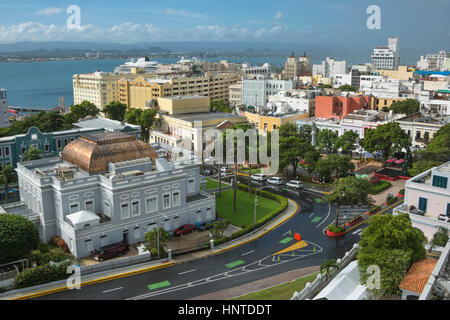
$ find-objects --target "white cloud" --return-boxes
[0,21,300,44]
[35,7,62,16]
[165,8,208,20]
[274,12,283,20]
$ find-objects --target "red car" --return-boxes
[174,224,196,236]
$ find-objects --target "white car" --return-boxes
[286,180,304,189]
[267,177,284,185]
[251,174,268,182]
[220,166,230,173]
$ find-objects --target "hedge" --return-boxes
[328,225,344,233]
[386,196,399,205]
[369,181,392,195]
[15,262,72,289]
[213,184,289,246]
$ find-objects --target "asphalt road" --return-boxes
[35,180,367,300]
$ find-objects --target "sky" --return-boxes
[0,0,449,53]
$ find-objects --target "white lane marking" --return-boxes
[241,250,255,257]
[309,213,314,218]
[103,287,123,294]
[128,241,324,300]
[178,269,197,275]
[352,229,363,235]
[301,190,331,229]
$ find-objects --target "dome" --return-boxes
[62,132,158,174]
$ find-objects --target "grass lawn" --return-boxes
[206,178,228,190]
[215,188,280,227]
[232,272,319,300]
[240,168,261,174]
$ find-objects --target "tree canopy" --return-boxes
[338,85,357,92]
[389,99,420,115]
[360,122,411,163]
[317,129,339,154]
[211,100,234,113]
[314,154,355,182]
[102,101,127,122]
[22,145,42,161]
[357,214,427,296]
[143,227,171,257]
[336,130,360,155]
[0,214,40,264]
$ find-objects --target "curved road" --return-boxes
[35,182,363,300]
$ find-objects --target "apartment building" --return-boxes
[371,37,400,70]
[242,77,296,108]
[118,73,240,110]
[397,113,447,148]
[313,57,347,79]
[0,88,9,128]
[394,162,450,241]
[417,51,450,71]
[229,81,243,106]
[315,95,371,119]
[283,54,312,79]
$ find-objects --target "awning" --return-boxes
[394,159,404,165]
[67,210,100,230]
[386,158,397,163]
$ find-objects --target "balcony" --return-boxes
[394,204,450,228]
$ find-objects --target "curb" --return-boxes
[8,262,175,301]
[7,198,300,300]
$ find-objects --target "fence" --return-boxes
[291,244,360,300]
[79,253,153,276]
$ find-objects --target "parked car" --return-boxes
[251,174,268,182]
[267,177,284,185]
[174,224,196,236]
[286,180,304,190]
[195,222,212,231]
[92,242,129,262]
[220,166,230,173]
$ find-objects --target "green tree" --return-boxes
[389,99,420,115]
[139,109,158,142]
[325,176,373,227]
[0,165,16,202]
[426,124,450,155]
[338,85,357,92]
[303,150,321,174]
[357,214,427,296]
[0,214,40,264]
[360,122,411,164]
[124,108,143,125]
[22,145,42,161]
[408,160,442,177]
[313,155,355,182]
[102,101,127,122]
[337,130,360,155]
[143,227,171,257]
[70,101,100,120]
[212,219,229,239]
[320,259,338,281]
[317,129,339,154]
[211,100,234,113]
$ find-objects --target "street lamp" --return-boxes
[254,185,270,230]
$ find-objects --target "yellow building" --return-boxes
[376,66,414,80]
[244,111,310,132]
[369,96,408,110]
[157,96,210,115]
[118,73,240,110]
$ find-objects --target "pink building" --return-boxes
[395,162,450,241]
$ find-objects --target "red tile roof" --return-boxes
[399,258,438,294]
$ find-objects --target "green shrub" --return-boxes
[15,262,71,289]
[369,206,382,214]
[386,196,399,205]
[37,242,50,253]
[328,225,344,233]
[0,214,40,264]
[399,189,405,196]
[29,250,68,266]
[369,181,392,195]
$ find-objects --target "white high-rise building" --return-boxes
[313,57,347,79]
[417,51,450,71]
[371,37,400,70]
[0,89,10,128]
[242,77,295,107]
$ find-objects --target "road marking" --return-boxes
[102,287,123,294]
[148,281,171,291]
[311,217,322,223]
[225,260,245,269]
[309,213,314,218]
[128,241,324,300]
[241,250,255,257]
[273,241,308,256]
[352,229,363,235]
[279,237,294,244]
[178,269,197,275]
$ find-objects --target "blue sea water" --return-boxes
[0,54,416,109]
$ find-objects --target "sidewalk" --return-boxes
[1,198,299,300]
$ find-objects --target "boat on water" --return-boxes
[114,57,159,74]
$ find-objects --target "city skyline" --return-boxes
[0,0,449,54]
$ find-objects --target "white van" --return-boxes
[251,174,268,182]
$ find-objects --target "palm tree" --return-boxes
[22,145,42,161]
[0,165,16,203]
[320,259,338,281]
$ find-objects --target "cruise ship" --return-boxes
[114,57,159,74]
